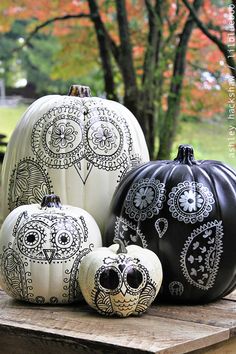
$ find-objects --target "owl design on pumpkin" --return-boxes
[92,254,156,317]
[0,195,102,304]
[79,242,163,317]
[1,85,149,234]
[13,212,84,264]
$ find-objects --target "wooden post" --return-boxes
[0,79,6,105]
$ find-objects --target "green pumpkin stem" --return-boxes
[41,194,62,209]
[68,84,92,98]
[115,238,128,254]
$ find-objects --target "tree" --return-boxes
[0,0,232,159]
[0,20,97,96]
[182,0,236,79]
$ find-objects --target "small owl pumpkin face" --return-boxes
[79,240,163,317]
[0,194,102,304]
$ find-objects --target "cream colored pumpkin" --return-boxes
[78,240,163,317]
[1,85,149,231]
[0,194,102,304]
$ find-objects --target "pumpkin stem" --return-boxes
[174,144,198,165]
[68,84,92,98]
[41,194,62,209]
[115,238,128,254]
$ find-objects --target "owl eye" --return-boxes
[99,267,121,293]
[24,231,40,247]
[17,220,47,259]
[124,266,147,293]
[55,231,73,248]
[126,268,143,288]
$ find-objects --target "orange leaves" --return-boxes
[0,0,230,122]
[0,0,90,34]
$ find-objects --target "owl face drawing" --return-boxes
[92,254,157,317]
[0,198,102,304]
[12,211,85,264]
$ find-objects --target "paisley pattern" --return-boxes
[8,158,53,212]
[168,181,215,224]
[180,220,224,290]
[114,216,148,248]
[155,218,168,239]
[124,178,166,221]
[0,248,32,301]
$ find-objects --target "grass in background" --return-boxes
[172,120,236,169]
[0,105,26,142]
[0,105,235,169]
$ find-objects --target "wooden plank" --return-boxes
[223,289,236,301]
[189,336,236,354]
[149,297,236,337]
[0,291,229,354]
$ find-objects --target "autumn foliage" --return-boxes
[0,0,234,158]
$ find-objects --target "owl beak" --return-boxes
[43,249,56,264]
[120,283,127,296]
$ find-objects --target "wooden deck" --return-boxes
[0,288,235,354]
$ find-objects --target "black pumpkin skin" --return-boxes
[104,145,236,304]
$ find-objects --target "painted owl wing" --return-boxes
[0,248,29,301]
[91,289,113,315]
[135,282,156,314]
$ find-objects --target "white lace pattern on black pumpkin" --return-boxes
[168,181,215,224]
[180,220,223,290]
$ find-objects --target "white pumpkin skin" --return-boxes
[78,242,163,317]
[0,195,102,304]
[1,86,149,231]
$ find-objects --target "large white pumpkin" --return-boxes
[0,194,102,304]
[1,85,149,231]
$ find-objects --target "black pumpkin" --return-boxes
[104,145,236,304]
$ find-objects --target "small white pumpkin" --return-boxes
[1,85,149,231]
[0,194,102,304]
[79,240,163,317]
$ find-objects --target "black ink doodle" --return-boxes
[8,158,53,212]
[31,106,84,170]
[91,254,157,316]
[13,212,88,263]
[0,248,32,301]
[0,210,92,303]
[31,103,135,184]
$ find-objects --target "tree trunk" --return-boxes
[88,0,118,101]
[157,0,203,160]
[115,0,139,115]
[138,0,162,158]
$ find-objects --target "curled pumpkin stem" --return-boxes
[114,238,128,254]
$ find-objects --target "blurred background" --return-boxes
[0,0,235,168]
